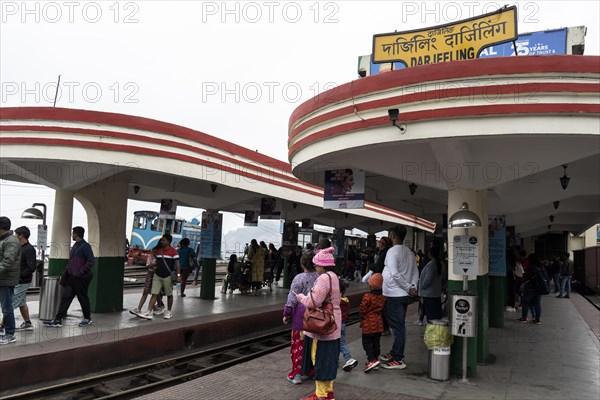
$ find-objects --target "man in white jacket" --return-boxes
[379,225,419,370]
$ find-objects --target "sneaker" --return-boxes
[129,308,141,316]
[140,311,153,320]
[163,310,173,319]
[327,391,335,400]
[153,306,165,315]
[287,374,302,384]
[181,293,186,297]
[381,359,407,369]
[300,394,325,400]
[342,358,358,371]
[364,359,380,373]
[504,306,516,312]
[516,318,528,323]
[16,321,34,331]
[78,319,93,327]
[0,334,16,345]
[414,320,424,326]
[43,319,62,328]
[532,319,541,325]
[381,329,391,336]
[378,353,392,363]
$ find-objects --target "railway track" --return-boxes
[1,315,360,400]
[0,330,291,400]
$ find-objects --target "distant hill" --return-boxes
[221,220,282,258]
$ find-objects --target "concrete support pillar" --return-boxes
[48,189,74,276]
[75,174,128,313]
[447,188,489,377]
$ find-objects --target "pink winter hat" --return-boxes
[313,247,336,267]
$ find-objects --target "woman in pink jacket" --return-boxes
[296,247,342,400]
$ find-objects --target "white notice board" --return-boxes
[452,235,479,275]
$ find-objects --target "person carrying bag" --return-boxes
[303,272,336,335]
[296,247,341,400]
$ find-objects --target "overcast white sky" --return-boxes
[1,0,599,246]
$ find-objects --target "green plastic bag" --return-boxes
[424,322,454,350]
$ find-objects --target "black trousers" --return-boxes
[362,332,382,362]
[56,274,92,320]
[422,297,443,321]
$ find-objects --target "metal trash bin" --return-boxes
[39,277,63,321]
[427,319,451,381]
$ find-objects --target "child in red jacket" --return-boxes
[360,273,385,373]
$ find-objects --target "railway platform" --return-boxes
[1,281,599,400]
[140,292,600,400]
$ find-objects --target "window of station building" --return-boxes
[297,233,312,249]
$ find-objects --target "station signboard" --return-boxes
[372,6,517,67]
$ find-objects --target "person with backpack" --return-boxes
[517,253,544,325]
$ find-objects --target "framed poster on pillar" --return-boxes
[488,215,506,276]
[283,221,299,247]
[199,211,223,258]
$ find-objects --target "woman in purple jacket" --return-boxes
[283,252,318,385]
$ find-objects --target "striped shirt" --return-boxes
[155,246,179,278]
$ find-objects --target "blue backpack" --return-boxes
[534,267,551,295]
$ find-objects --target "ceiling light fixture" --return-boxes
[560,165,570,190]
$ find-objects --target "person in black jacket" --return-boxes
[373,237,392,274]
[14,227,37,331]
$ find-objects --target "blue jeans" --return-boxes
[340,323,352,361]
[0,286,16,335]
[384,296,409,361]
[521,289,541,320]
[560,275,572,297]
[553,273,561,293]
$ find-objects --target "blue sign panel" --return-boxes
[479,28,567,58]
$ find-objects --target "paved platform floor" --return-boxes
[138,292,599,400]
[2,282,599,399]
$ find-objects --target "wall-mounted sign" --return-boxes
[244,210,258,227]
[323,168,365,210]
[260,198,281,220]
[37,224,47,251]
[451,293,478,337]
[480,28,566,57]
[488,215,506,277]
[199,211,222,258]
[159,199,177,219]
[372,6,517,67]
[452,235,479,275]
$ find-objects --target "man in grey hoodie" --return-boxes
[0,216,22,345]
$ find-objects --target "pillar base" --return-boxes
[89,257,124,313]
[201,258,216,299]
